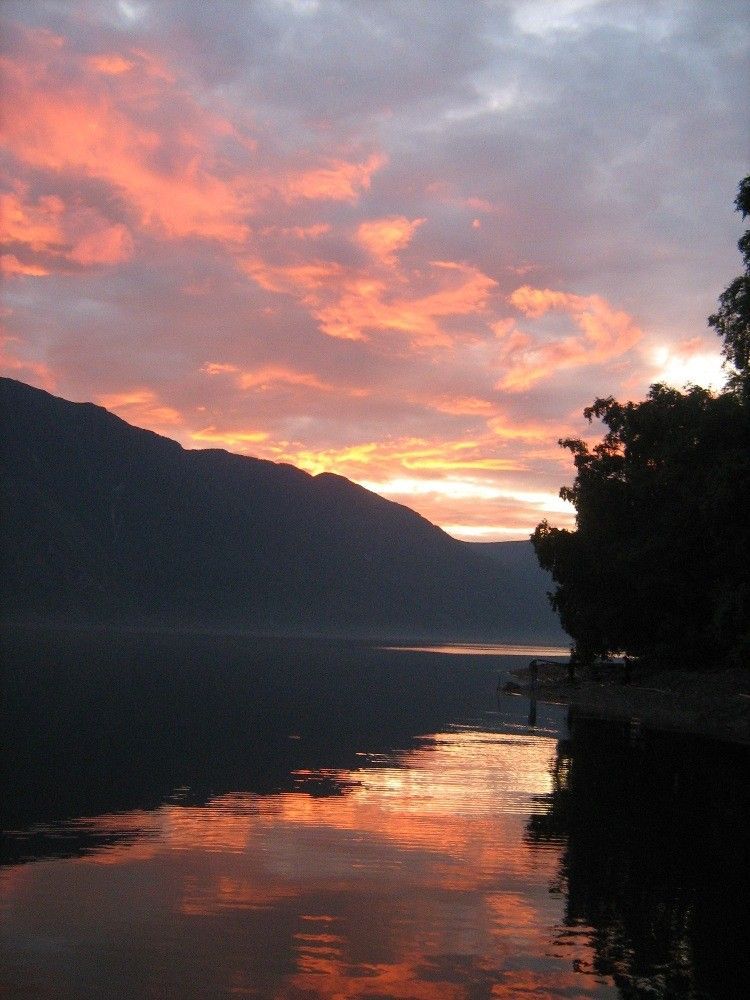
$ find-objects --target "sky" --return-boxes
[1,1,748,540]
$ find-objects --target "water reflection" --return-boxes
[3,718,609,999]
[2,629,748,998]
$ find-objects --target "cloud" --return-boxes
[0,187,134,274]
[0,255,51,277]
[270,437,524,480]
[313,261,497,347]
[0,333,57,389]
[86,53,135,75]
[279,153,385,203]
[202,361,368,396]
[0,24,387,258]
[495,286,643,390]
[0,1,745,539]
[96,389,183,429]
[0,190,65,250]
[356,216,425,265]
[429,396,495,416]
[190,426,269,448]
[1,34,252,244]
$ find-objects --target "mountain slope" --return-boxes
[0,378,565,640]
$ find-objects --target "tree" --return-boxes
[709,175,750,400]
[533,178,750,670]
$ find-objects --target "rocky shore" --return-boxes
[508,662,750,745]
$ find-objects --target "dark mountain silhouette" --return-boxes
[0,377,565,640]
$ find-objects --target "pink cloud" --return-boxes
[0,28,386,257]
[0,334,57,389]
[68,223,134,266]
[0,190,65,250]
[86,53,135,75]
[313,262,497,347]
[356,215,425,265]
[202,362,369,398]
[0,255,51,277]
[496,285,643,391]
[279,153,386,203]
[0,187,134,273]
[429,395,496,416]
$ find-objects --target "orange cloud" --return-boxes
[2,31,312,244]
[1,187,134,272]
[1,31,387,256]
[201,361,369,398]
[314,262,497,346]
[241,251,497,348]
[86,53,135,75]
[239,258,343,294]
[259,223,331,239]
[496,285,643,390]
[356,215,425,264]
[97,389,183,428]
[201,362,241,376]
[1,45,253,243]
[429,396,496,416]
[272,437,523,480]
[190,426,270,449]
[0,190,65,250]
[280,153,386,203]
[0,254,50,277]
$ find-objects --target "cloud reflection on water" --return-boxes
[1,718,614,998]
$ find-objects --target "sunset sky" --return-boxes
[1,1,748,539]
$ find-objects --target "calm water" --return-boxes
[1,630,748,999]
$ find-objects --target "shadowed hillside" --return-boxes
[0,378,565,641]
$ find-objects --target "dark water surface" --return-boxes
[1,629,748,999]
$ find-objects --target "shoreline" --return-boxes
[509,666,750,745]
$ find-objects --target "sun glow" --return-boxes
[649,341,727,390]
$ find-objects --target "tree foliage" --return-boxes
[533,178,750,669]
[708,175,750,399]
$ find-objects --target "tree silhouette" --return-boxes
[533,179,750,670]
[709,175,750,400]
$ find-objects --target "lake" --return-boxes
[1,629,748,999]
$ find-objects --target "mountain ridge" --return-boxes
[0,377,565,642]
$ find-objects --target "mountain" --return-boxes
[0,377,565,641]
